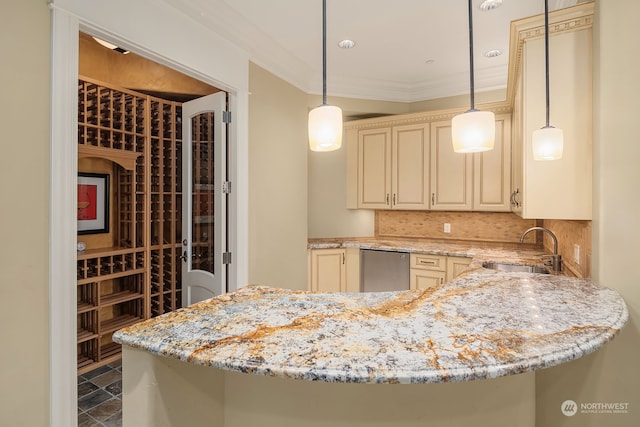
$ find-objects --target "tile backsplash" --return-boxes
[541,219,591,278]
[376,211,538,244]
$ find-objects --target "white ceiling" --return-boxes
[162,0,578,103]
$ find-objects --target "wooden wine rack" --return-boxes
[77,77,183,374]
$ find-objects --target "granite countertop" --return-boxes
[114,269,627,383]
[309,237,566,275]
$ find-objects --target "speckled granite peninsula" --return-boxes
[114,268,627,384]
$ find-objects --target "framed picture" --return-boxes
[77,172,110,235]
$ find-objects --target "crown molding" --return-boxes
[506,2,594,106]
[344,102,512,130]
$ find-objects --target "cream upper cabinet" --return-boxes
[430,121,473,211]
[356,124,429,210]
[357,128,392,209]
[473,114,512,211]
[392,124,430,209]
[509,4,593,219]
[430,115,511,212]
[345,107,511,212]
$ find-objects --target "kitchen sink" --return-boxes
[482,262,549,274]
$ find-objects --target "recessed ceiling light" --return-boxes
[92,36,130,54]
[484,49,503,58]
[338,39,356,49]
[479,0,503,11]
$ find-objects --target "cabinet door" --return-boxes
[430,121,473,210]
[392,124,430,210]
[410,269,445,290]
[473,114,512,211]
[446,256,472,282]
[517,28,592,219]
[511,75,524,215]
[309,249,346,293]
[358,128,392,209]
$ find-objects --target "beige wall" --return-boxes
[0,1,51,425]
[248,63,309,290]
[308,147,375,238]
[536,1,640,426]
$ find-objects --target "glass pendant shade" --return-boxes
[308,104,343,152]
[532,126,563,160]
[451,110,495,153]
[452,0,495,154]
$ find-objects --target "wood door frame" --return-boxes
[50,4,249,425]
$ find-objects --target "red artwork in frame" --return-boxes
[77,184,97,220]
[77,172,110,234]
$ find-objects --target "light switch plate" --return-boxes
[444,223,451,233]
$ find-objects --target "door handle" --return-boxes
[180,251,188,263]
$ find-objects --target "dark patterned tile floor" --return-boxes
[78,361,122,427]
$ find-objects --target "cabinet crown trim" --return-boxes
[506,2,594,106]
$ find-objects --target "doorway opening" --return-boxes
[76,32,232,425]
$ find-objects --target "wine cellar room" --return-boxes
[76,32,219,374]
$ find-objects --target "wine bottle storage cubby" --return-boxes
[78,79,145,152]
[77,249,145,283]
[78,339,99,372]
[76,271,146,375]
[77,77,184,373]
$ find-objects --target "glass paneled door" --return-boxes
[181,92,229,306]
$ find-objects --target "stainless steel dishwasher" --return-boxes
[360,249,410,292]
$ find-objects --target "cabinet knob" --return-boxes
[393,193,396,206]
[431,193,435,205]
[386,193,390,205]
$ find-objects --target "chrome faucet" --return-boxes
[519,227,562,272]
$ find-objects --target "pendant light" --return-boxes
[308,0,343,152]
[451,0,495,153]
[532,0,563,160]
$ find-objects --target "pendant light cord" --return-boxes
[322,0,327,106]
[544,0,550,127]
[467,0,475,111]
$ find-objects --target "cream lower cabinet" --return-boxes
[410,253,472,290]
[446,256,473,282]
[430,114,511,212]
[510,5,592,219]
[355,124,429,210]
[308,248,360,293]
[410,254,447,290]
